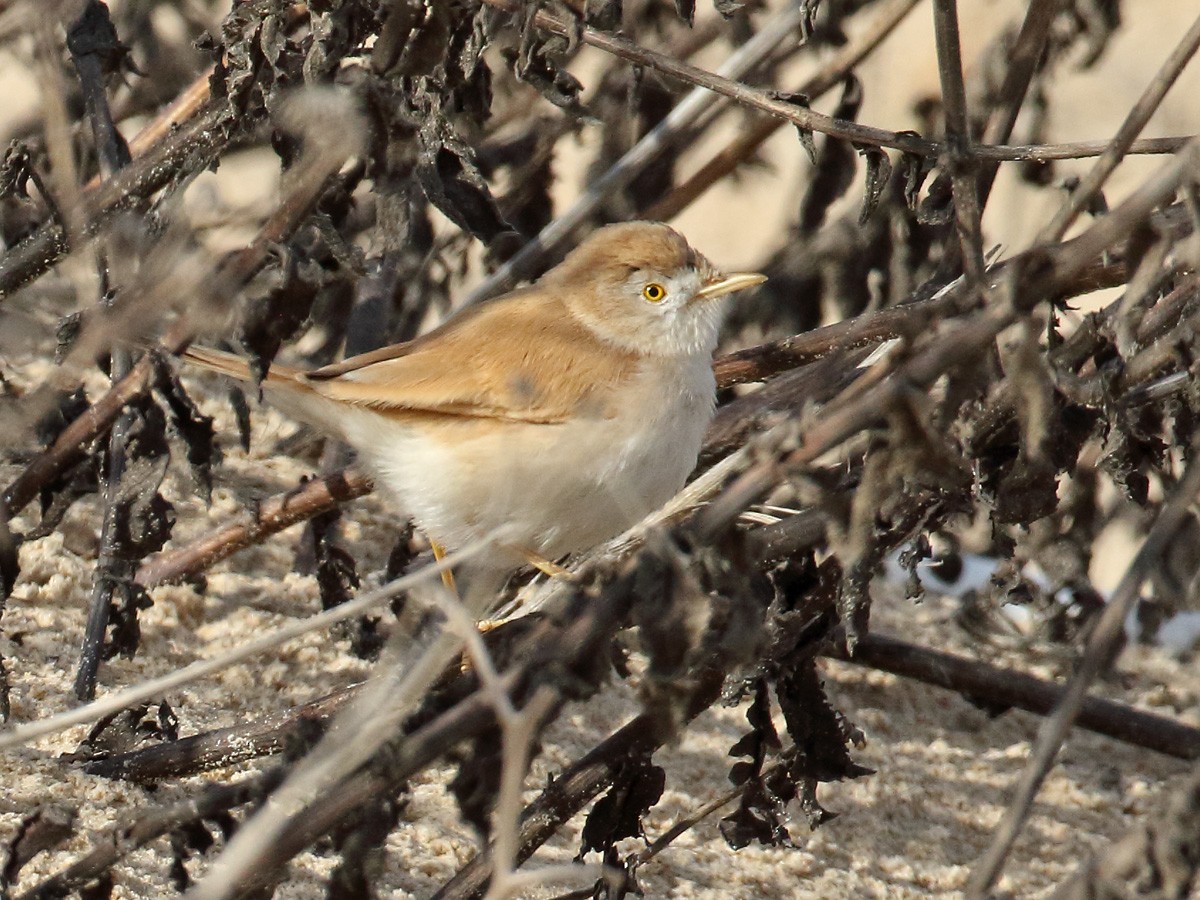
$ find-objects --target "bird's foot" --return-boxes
[514,546,573,580]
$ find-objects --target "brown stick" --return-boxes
[646,0,923,222]
[135,471,373,588]
[1040,11,1200,242]
[0,102,227,300]
[932,0,986,286]
[480,0,1194,166]
[827,633,1200,761]
[975,0,1068,205]
[696,140,1200,540]
[1,124,354,520]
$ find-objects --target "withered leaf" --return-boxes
[416,115,511,244]
[798,77,862,235]
[109,407,174,561]
[64,700,177,763]
[510,4,588,115]
[776,660,871,786]
[239,247,323,386]
[0,502,19,608]
[327,796,405,900]
[372,0,452,77]
[771,91,816,164]
[308,508,361,612]
[581,755,665,855]
[168,820,215,892]
[104,580,155,660]
[897,143,933,212]
[856,146,892,224]
[152,357,221,502]
[587,0,623,30]
[917,170,954,225]
[227,385,252,453]
[449,726,503,837]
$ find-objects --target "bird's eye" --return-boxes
[642,282,667,303]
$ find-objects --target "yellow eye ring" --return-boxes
[642,282,667,303]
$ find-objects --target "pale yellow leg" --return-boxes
[515,546,573,580]
[431,540,458,593]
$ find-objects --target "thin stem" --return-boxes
[468,0,810,302]
[932,0,985,285]
[1040,11,1200,242]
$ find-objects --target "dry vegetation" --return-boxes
[1,0,1200,897]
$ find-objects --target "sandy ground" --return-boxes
[1,379,1197,898]
[3,0,1200,897]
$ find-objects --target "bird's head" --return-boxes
[544,221,766,357]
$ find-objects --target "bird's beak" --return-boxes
[692,272,767,302]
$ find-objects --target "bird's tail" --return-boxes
[180,345,307,386]
[179,345,360,439]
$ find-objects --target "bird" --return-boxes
[182,221,766,610]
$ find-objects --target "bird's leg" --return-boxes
[514,546,573,580]
[430,540,458,593]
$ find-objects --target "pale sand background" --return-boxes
[3,1,1200,897]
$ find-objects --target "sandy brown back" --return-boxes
[305,289,644,423]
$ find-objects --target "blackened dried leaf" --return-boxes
[416,114,511,244]
[373,0,453,77]
[835,563,872,651]
[776,660,871,786]
[31,455,99,543]
[0,514,17,608]
[450,726,503,837]
[308,509,360,612]
[799,0,822,38]
[328,796,405,900]
[674,0,696,25]
[720,680,799,849]
[772,92,816,164]
[168,820,216,891]
[67,1,135,78]
[104,581,155,661]
[856,146,892,224]
[587,0,623,29]
[65,700,177,762]
[897,533,932,602]
[727,680,779,774]
[719,776,794,850]
[227,385,252,453]
[111,449,174,561]
[510,7,588,116]
[0,142,32,197]
[239,249,323,386]
[631,534,711,681]
[580,755,665,855]
[35,387,90,448]
[917,170,954,225]
[54,312,83,364]
[898,146,933,212]
[443,6,493,121]
[152,358,221,502]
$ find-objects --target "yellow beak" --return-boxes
[692,272,768,302]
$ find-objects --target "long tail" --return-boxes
[179,345,357,439]
[180,345,307,386]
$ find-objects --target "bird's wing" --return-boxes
[305,292,642,424]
